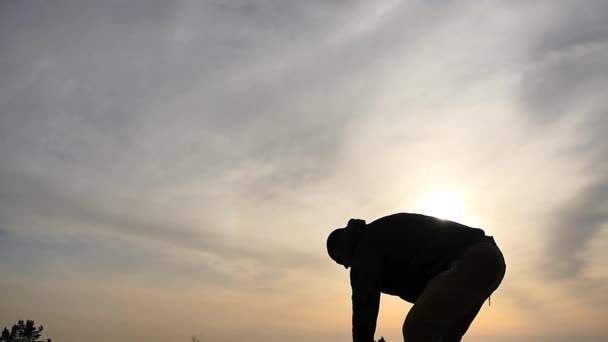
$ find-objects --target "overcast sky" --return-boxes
[1,1,607,341]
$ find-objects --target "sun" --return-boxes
[414,190,468,223]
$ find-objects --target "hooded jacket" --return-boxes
[349,213,486,342]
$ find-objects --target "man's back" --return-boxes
[352,213,486,302]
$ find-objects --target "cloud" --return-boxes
[518,2,608,279]
[2,1,608,340]
[0,166,323,291]
[528,1,608,60]
[1,0,385,202]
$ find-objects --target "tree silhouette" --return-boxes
[0,320,51,342]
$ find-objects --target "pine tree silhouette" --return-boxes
[0,320,51,342]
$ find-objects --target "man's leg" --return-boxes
[402,240,505,342]
[442,301,484,342]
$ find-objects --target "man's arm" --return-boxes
[350,253,383,342]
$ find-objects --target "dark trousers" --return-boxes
[402,237,506,342]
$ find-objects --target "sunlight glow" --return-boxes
[414,190,468,223]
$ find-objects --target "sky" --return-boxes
[1,1,607,341]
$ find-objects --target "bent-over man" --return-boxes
[326,213,506,342]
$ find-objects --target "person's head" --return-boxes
[327,228,351,269]
[326,218,366,269]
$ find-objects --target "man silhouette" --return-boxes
[326,213,506,342]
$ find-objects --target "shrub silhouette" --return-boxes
[0,320,51,342]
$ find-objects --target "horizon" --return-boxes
[1,1,607,341]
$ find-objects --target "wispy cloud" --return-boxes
[517,1,608,280]
[1,1,607,341]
